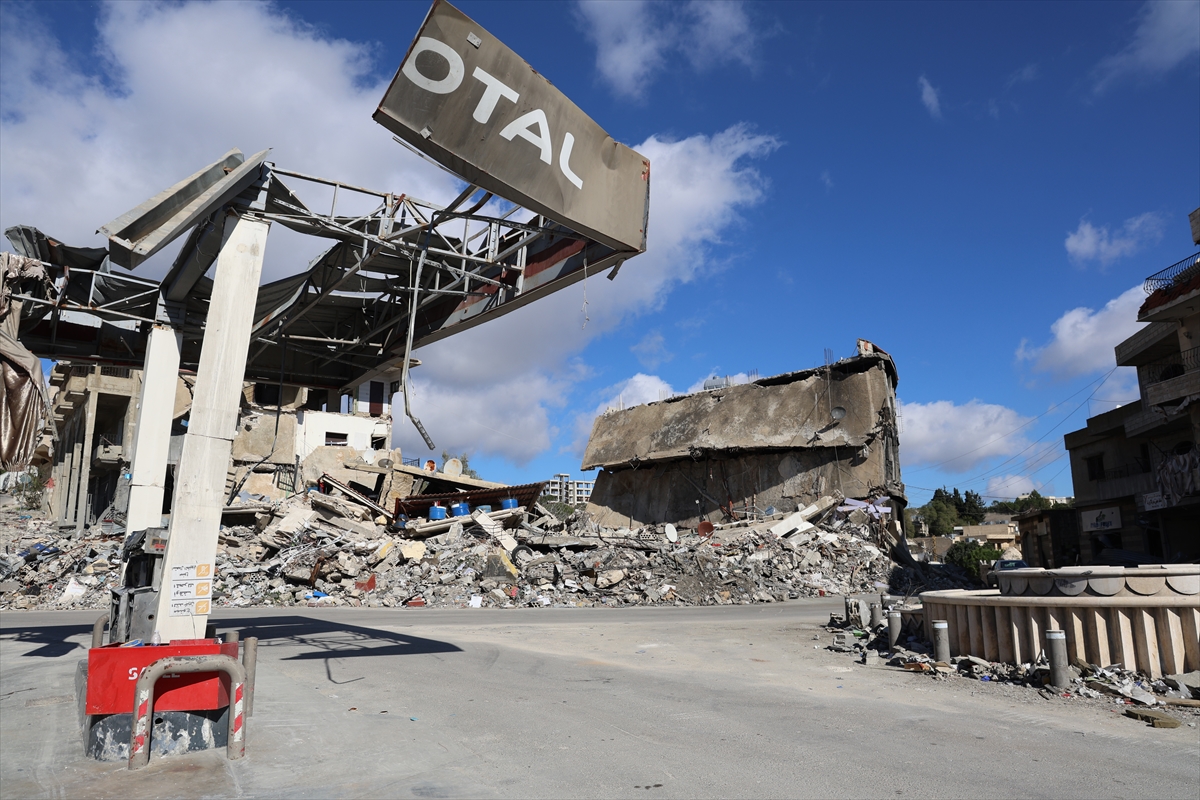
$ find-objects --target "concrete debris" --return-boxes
[1124,708,1182,728]
[1,488,966,611]
[819,608,1198,718]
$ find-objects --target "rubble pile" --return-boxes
[0,512,122,609]
[0,489,971,611]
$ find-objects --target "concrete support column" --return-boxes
[74,392,99,535]
[153,213,268,641]
[51,444,68,523]
[124,324,183,535]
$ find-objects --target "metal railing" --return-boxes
[1099,461,1151,481]
[1144,252,1200,294]
[1138,345,1200,387]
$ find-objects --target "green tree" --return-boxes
[440,451,480,479]
[944,539,1002,582]
[960,490,986,524]
[921,487,961,536]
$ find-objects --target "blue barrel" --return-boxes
[428,505,447,520]
[450,502,470,517]
[476,505,493,514]
[500,498,518,510]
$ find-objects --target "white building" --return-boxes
[544,473,594,506]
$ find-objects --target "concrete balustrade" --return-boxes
[920,583,1199,678]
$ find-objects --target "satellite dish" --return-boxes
[664,523,678,543]
[831,406,846,421]
[443,458,463,477]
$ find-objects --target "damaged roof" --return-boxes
[581,349,900,471]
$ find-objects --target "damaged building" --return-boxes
[41,359,404,534]
[582,340,905,531]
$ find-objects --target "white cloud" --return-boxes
[631,330,672,369]
[900,399,1032,472]
[1093,0,1200,94]
[1017,286,1146,379]
[0,2,456,282]
[0,2,778,467]
[576,0,757,99]
[985,474,1039,498]
[819,170,834,191]
[1005,63,1039,90]
[1064,213,1166,266]
[399,125,779,461]
[681,1,757,72]
[917,75,942,119]
[570,372,675,453]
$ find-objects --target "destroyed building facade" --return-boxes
[581,340,905,530]
[40,359,404,532]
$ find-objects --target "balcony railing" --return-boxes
[1138,345,1200,387]
[1099,461,1151,481]
[1144,252,1200,294]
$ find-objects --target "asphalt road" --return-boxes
[2,601,1197,799]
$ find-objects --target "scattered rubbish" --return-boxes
[1124,708,1182,728]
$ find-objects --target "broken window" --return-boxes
[1086,455,1104,482]
[369,381,384,417]
[371,435,387,450]
[254,383,281,407]
[390,380,400,397]
[325,432,348,446]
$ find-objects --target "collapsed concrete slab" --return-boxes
[581,340,905,530]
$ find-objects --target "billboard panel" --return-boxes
[374,0,649,253]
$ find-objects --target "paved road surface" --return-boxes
[2,601,1197,799]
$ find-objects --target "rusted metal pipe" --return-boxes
[242,637,258,717]
[128,655,246,770]
[92,613,110,648]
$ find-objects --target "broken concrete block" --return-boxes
[596,569,626,588]
[471,509,502,536]
[1124,708,1181,728]
[261,505,317,547]
[1163,671,1200,700]
[323,516,379,540]
[483,552,518,582]
[368,540,394,566]
[397,540,427,562]
[769,514,815,539]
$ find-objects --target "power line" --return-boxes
[938,367,1118,491]
[905,370,1113,475]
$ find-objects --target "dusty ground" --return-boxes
[2,600,1197,799]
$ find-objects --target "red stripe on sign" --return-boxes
[137,699,148,717]
[134,734,145,751]
[235,685,243,702]
[232,715,243,733]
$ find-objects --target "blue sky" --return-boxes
[1,1,1197,505]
